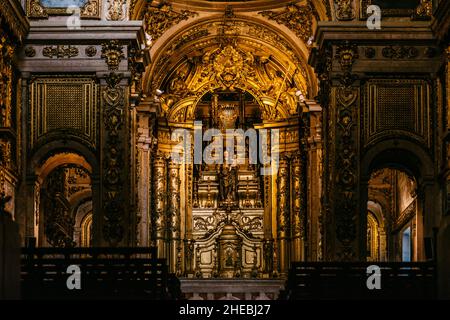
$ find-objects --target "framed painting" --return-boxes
[27,0,101,19]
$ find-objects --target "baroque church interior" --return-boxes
[1,0,450,300]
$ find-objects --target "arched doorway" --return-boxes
[367,167,419,261]
[34,153,93,248]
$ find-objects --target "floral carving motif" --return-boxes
[85,46,97,57]
[144,2,198,45]
[25,47,36,57]
[43,45,79,59]
[202,44,255,91]
[107,0,125,21]
[258,3,315,43]
[382,46,419,60]
[334,0,355,21]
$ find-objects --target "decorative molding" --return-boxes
[85,46,98,57]
[360,0,429,19]
[42,45,79,59]
[101,40,125,70]
[335,85,359,260]
[25,46,36,57]
[27,0,47,18]
[382,46,418,60]
[102,72,125,245]
[364,47,375,59]
[258,2,316,43]
[144,1,198,44]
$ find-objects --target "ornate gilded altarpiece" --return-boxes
[147,8,311,278]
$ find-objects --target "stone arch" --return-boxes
[29,139,99,177]
[361,139,437,261]
[140,11,321,116]
[361,139,434,183]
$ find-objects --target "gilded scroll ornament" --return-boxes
[292,154,305,239]
[144,2,198,45]
[201,44,256,91]
[334,0,355,21]
[258,3,315,43]
[277,157,290,235]
[101,40,125,70]
[80,0,101,18]
[28,0,48,18]
[107,0,126,21]
[0,37,14,132]
[414,0,433,19]
[43,45,79,59]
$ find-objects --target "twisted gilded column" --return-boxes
[136,123,153,247]
[277,156,290,275]
[291,153,306,261]
[168,161,181,274]
[152,154,167,258]
[305,101,323,261]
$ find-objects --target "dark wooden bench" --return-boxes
[281,262,436,300]
[21,247,181,300]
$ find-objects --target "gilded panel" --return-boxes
[363,79,430,148]
[30,77,99,148]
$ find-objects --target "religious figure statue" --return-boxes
[219,165,238,204]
